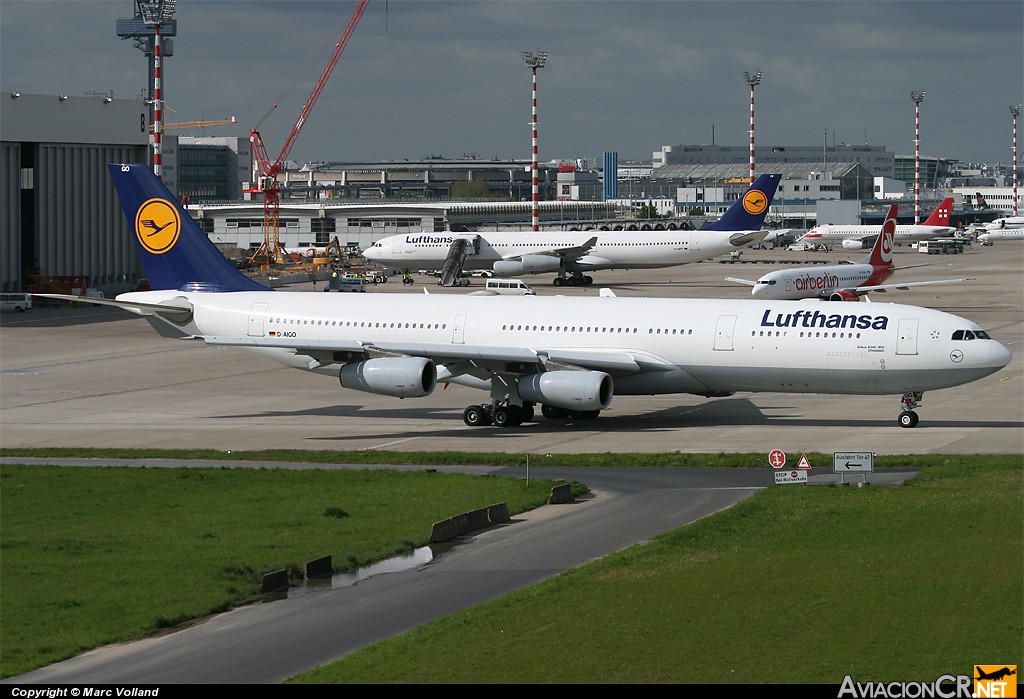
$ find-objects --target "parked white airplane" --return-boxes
[362,174,781,286]
[799,198,955,250]
[727,204,973,301]
[978,228,1024,244]
[36,164,1012,431]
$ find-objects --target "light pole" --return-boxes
[1011,105,1022,217]
[911,90,926,223]
[744,71,762,184]
[522,49,548,231]
[139,1,177,180]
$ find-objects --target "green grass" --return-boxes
[292,459,1023,684]
[2,451,1020,683]
[0,464,566,678]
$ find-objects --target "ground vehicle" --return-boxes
[0,293,32,312]
[485,279,536,295]
[788,242,814,251]
[327,275,365,292]
[918,239,965,255]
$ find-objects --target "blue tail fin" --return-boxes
[108,163,271,292]
[702,174,781,231]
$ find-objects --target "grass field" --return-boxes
[1,450,1020,683]
[291,459,1022,683]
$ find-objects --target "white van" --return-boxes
[485,279,536,296]
[0,293,32,312]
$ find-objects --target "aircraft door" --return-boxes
[896,318,919,355]
[453,313,467,344]
[713,315,736,351]
[248,302,269,337]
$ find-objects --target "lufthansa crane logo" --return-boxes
[742,189,768,216]
[135,198,181,255]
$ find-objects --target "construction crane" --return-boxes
[248,0,369,267]
[154,116,236,132]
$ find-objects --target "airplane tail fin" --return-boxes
[702,174,781,231]
[922,197,954,227]
[108,163,271,292]
[865,204,899,267]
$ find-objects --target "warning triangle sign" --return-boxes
[797,453,812,469]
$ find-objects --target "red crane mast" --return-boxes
[249,0,369,266]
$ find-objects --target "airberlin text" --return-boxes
[793,272,840,292]
[761,309,889,330]
[838,674,972,698]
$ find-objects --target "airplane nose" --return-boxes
[990,341,1013,369]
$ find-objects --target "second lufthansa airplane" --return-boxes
[362,174,781,286]
[727,204,973,301]
[35,165,1011,431]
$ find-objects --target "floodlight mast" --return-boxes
[744,71,762,184]
[523,49,547,232]
[139,1,176,179]
[1011,105,1022,217]
[911,90,926,223]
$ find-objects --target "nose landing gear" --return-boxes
[898,391,922,428]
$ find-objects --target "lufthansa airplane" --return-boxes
[727,204,972,301]
[799,198,955,250]
[362,174,781,287]
[36,164,1012,431]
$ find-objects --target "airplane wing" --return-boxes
[201,335,679,381]
[844,277,975,296]
[724,277,757,286]
[502,236,598,263]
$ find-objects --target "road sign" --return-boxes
[774,470,807,484]
[833,452,874,473]
[769,449,786,469]
[797,453,812,469]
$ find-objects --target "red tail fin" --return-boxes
[923,198,953,226]
[866,204,898,267]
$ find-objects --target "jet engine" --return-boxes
[493,255,562,276]
[842,239,869,250]
[339,357,437,398]
[828,290,862,302]
[517,371,613,411]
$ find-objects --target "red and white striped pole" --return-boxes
[522,50,547,232]
[152,23,163,180]
[1011,105,1021,217]
[744,71,762,184]
[911,90,925,224]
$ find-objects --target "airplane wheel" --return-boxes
[553,277,565,287]
[463,405,491,427]
[493,406,522,428]
[898,411,919,428]
[583,276,593,285]
[520,404,535,422]
[542,404,569,419]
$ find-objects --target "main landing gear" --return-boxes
[898,391,922,428]
[462,402,602,427]
[552,273,594,287]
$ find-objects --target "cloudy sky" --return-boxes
[2,1,1022,167]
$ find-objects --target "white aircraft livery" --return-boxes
[362,174,781,286]
[36,164,1012,431]
[727,204,973,301]
[800,198,955,250]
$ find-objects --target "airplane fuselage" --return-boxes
[801,225,952,246]
[751,262,890,300]
[363,230,757,274]
[118,289,1010,399]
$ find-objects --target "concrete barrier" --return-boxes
[430,502,509,542]
[305,555,332,580]
[548,483,574,504]
[260,569,289,593]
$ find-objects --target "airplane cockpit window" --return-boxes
[952,329,990,341]
[974,330,991,339]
